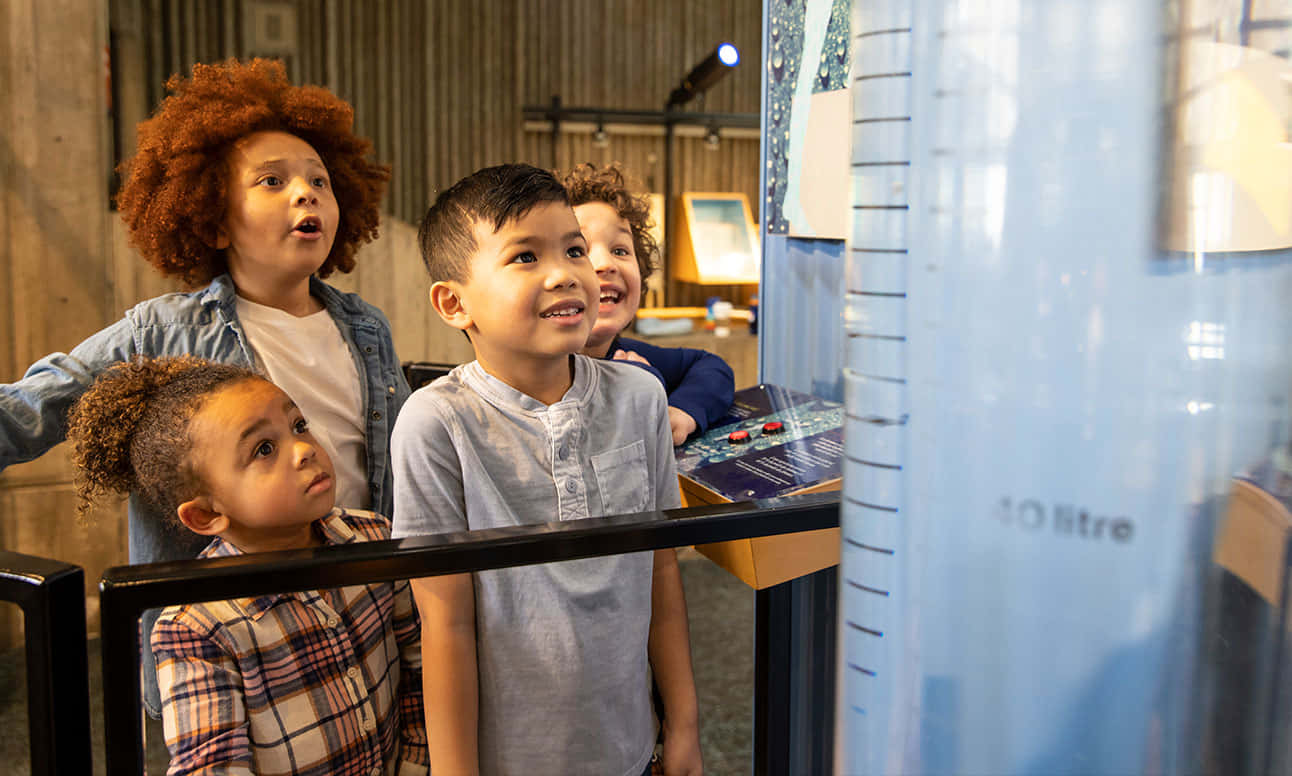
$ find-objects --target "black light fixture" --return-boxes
[666,43,741,109]
[592,120,609,148]
[704,126,721,150]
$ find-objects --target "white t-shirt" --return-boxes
[236,296,370,510]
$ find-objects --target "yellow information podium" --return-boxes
[675,384,842,589]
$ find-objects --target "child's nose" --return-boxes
[591,250,615,274]
[294,439,318,466]
[291,178,319,206]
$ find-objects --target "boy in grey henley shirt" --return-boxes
[391,164,702,776]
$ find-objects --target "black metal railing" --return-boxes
[99,493,840,775]
[0,551,92,776]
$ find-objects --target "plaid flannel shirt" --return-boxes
[152,509,427,776]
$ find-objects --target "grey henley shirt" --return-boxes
[390,355,681,776]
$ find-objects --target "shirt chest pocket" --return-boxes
[590,440,650,516]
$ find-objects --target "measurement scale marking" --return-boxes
[845,455,902,470]
[845,496,899,513]
[850,247,908,254]
[854,116,911,125]
[841,370,907,385]
[848,663,878,677]
[846,290,907,299]
[846,538,895,555]
[848,332,907,342]
[846,621,884,637]
[847,579,891,596]
[854,72,912,82]
[852,160,910,168]
[851,205,909,212]
[855,27,911,39]
[845,413,907,428]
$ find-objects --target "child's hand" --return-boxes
[668,407,698,446]
[658,727,703,775]
[612,348,652,366]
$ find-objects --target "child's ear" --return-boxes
[197,223,230,251]
[429,281,473,332]
[176,496,228,537]
[212,224,230,250]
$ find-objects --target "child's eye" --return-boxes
[258,175,283,187]
[510,251,537,265]
[567,245,587,259]
[611,247,632,257]
[294,418,309,434]
[311,176,330,188]
[253,440,275,459]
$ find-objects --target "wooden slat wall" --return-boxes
[2,0,762,648]
[1,0,127,647]
[110,0,762,296]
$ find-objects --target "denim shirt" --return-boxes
[1,273,410,564]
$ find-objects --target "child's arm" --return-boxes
[152,615,256,775]
[0,317,137,467]
[391,579,430,772]
[410,574,480,776]
[614,338,735,444]
[649,550,704,776]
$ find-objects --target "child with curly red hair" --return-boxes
[0,58,410,716]
[562,163,734,444]
[67,355,426,774]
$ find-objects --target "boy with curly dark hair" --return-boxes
[562,163,734,445]
[0,58,410,716]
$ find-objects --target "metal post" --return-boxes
[753,582,794,775]
[663,112,675,303]
[0,552,92,776]
[100,585,145,775]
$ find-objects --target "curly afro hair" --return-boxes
[67,356,261,524]
[115,58,391,287]
[560,163,659,291]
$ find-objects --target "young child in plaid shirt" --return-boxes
[67,355,427,776]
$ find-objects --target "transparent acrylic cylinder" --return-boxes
[838,0,1292,772]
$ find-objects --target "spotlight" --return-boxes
[592,121,609,148]
[666,42,741,108]
[705,126,721,150]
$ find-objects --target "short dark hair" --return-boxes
[417,163,569,283]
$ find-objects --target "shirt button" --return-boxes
[347,666,361,679]
[557,444,568,460]
[371,410,382,420]
[326,616,339,629]
[364,345,374,354]
[565,479,578,493]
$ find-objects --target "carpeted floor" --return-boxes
[0,550,754,774]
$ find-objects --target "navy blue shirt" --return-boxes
[605,335,735,439]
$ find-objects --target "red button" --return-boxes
[728,430,751,444]
[762,421,784,434]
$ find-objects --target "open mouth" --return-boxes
[293,217,323,235]
[540,301,586,319]
[599,290,624,305]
